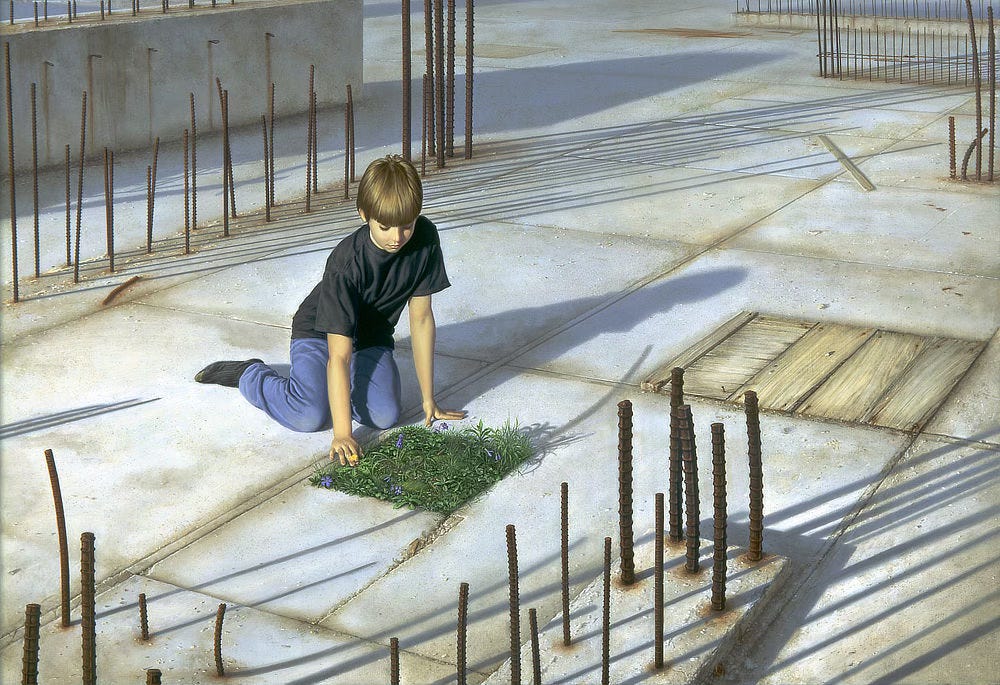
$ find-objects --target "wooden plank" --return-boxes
[797,331,926,422]
[641,311,756,393]
[865,338,984,431]
[731,323,875,410]
[683,316,814,399]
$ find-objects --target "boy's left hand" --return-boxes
[423,401,466,427]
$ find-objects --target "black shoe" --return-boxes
[194,359,264,387]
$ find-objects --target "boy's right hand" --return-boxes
[330,436,362,467]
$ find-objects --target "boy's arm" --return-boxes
[327,333,361,465]
[408,295,466,425]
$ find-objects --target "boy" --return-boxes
[195,155,465,466]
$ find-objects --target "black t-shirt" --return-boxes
[291,216,450,349]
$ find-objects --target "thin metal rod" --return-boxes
[679,404,700,573]
[224,89,236,217]
[44,449,71,627]
[403,0,412,161]
[949,115,957,178]
[221,89,230,235]
[103,147,112,271]
[988,5,995,181]
[464,0,473,159]
[5,42,17,301]
[344,89,350,200]
[711,423,727,611]
[31,82,40,278]
[424,0,435,156]
[422,73,429,175]
[21,604,41,685]
[390,636,400,685]
[434,0,445,167]
[65,145,71,266]
[446,0,455,157]
[668,367,684,541]
[74,91,87,284]
[457,582,469,685]
[617,399,635,585]
[183,129,190,252]
[654,492,664,669]
[190,92,197,230]
[601,536,611,685]
[306,76,313,212]
[347,83,355,182]
[507,523,522,685]
[745,391,764,562]
[269,82,275,207]
[529,608,541,685]
[81,532,96,685]
[139,592,149,640]
[214,603,226,676]
[561,481,571,646]
[262,114,271,221]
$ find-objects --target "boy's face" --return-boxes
[361,211,417,254]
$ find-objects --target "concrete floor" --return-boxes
[2,0,998,682]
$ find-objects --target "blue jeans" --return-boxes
[239,338,402,432]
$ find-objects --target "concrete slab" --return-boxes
[145,484,441,624]
[749,436,1000,685]
[324,369,909,673]
[0,575,465,684]
[510,248,999,385]
[482,545,787,685]
[722,182,1000,277]
[923,331,1000,446]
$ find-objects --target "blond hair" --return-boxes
[356,155,423,226]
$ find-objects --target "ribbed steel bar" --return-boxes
[81,532,96,685]
[745,391,764,562]
[73,91,87,283]
[306,77,313,212]
[617,399,635,585]
[146,166,152,251]
[457,582,469,685]
[65,145,71,265]
[139,592,149,640]
[146,668,161,684]
[989,5,995,181]
[269,82,275,207]
[529,608,541,685]
[965,0,982,179]
[183,129,190,252]
[42,449,71,627]
[343,90,350,199]
[214,603,226,676]
[679,404,700,573]
[654,492,664,669]
[262,115,271,221]
[464,0,473,159]
[5,42,17,301]
[711,423,727,611]
[21,603,40,685]
[149,136,159,250]
[422,73,429,175]
[312,90,318,193]
[224,90,236,217]
[949,115,957,178]
[390,637,400,685]
[403,0,411,161]
[347,83,355,182]
[446,0,455,157]
[601,536,611,685]
[31,82,39,278]
[668,367,684,541]
[221,89,230,235]
[561,481,570,646]
[190,93,197,230]
[507,523,521,685]
[424,0,435,156]
[434,0,445,167]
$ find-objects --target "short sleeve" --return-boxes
[314,269,361,338]
[411,242,451,297]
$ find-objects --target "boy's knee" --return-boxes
[285,406,332,433]
[363,402,401,431]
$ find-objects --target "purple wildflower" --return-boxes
[319,475,333,489]
[383,476,392,483]
[392,485,403,496]
[395,434,405,449]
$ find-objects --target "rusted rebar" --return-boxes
[5,42,17,302]
[103,148,112,271]
[949,115,957,178]
[183,129,190,252]
[601,536,611,685]
[422,73,429,175]
[678,404,700,573]
[507,523,521,685]
[434,0,445,167]
[560,480,570,646]
[446,0,455,157]
[190,93,197,230]
[81,532,96,685]
[669,367,684,541]
[31,82,40,278]
[149,136,159,252]
[306,79,313,212]
[529,608,541,685]
[464,0,473,159]
[347,83,355,182]
[146,166,152,251]
[145,669,161,685]
[424,0,435,156]
[214,603,226,676]
[100,0,104,19]
[311,90,318,193]
[961,127,989,179]
[654,492,664,669]
[21,603,41,685]
[965,0,983,179]
[403,0,412,161]
[74,91,87,284]
[745,391,764,562]
[262,114,271,221]
[269,82,275,207]
[390,636,400,685]
[221,90,230,236]
[711,423,727,611]
[457,582,469,685]
[617,399,636,585]
[989,5,995,182]
[343,90,350,200]
[65,145,71,265]
[139,592,149,640]
[109,150,114,268]
[224,90,236,217]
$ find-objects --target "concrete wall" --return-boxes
[1,0,362,172]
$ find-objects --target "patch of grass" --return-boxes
[310,420,534,514]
